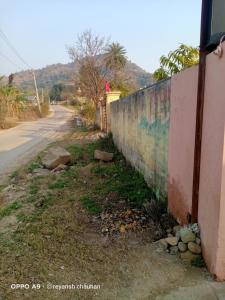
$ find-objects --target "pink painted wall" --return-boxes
[168,42,225,280]
[198,42,225,280]
[168,66,198,224]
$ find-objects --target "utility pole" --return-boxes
[41,88,44,103]
[33,71,41,114]
[192,0,212,223]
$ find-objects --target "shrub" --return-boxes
[40,102,50,117]
[80,102,96,125]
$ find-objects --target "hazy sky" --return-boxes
[0,0,201,75]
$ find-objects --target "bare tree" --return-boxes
[68,30,108,130]
[68,30,110,130]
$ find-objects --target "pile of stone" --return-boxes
[159,223,202,263]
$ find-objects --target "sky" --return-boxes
[0,0,202,75]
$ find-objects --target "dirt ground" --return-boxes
[0,128,223,300]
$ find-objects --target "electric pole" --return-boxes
[42,88,44,103]
[33,71,41,114]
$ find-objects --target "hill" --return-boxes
[10,61,153,93]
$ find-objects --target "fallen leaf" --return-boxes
[120,224,126,233]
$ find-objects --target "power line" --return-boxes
[0,27,41,113]
[0,50,23,70]
[0,28,32,69]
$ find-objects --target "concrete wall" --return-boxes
[168,66,198,224]
[109,45,225,279]
[110,80,170,195]
[198,42,225,280]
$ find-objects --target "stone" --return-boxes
[32,168,50,177]
[79,163,95,177]
[173,225,181,235]
[196,237,201,245]
[159,239,168,250]
[41,147,71,169]
[180,250,200,264]
[165,236,178,246]
[176,231,181,240]
[189,223,200,236]
[178,241,187,252]
[52,164,68,172]
[188,242,202,254]
[170,246,179,255]
[94,150,114,162]
[180,228,196,243]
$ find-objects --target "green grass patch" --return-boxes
[48,179,69,189]
[29,184,39,195]
[66,145,84,163]
[92,163,151,207]
[10,170,19,179]
[66,133,165,208]
[0,202,22,219]
[27,161,42,173]
[80,196,102,215]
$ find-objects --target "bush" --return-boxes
[80,102,96,125]
[40,102,50,117]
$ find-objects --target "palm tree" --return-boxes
[104,42,127,87]
[153,44,199,82]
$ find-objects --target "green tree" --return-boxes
[49,84,64,102]
[153,44,199,81]
[104,42,127,87]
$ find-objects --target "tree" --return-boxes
[49,84,64,102]
[104,42,127,86]
[68,30,109,130]
[153,44,199,81]
[0,77,26,127]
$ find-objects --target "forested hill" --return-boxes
[10,61,153,92]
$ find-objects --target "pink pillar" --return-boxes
[168,66,198,224]
[198,42,225,280]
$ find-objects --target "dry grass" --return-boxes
[0,128,208,300]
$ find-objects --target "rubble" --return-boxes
[157,223,203,265]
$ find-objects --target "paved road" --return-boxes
[0,105,73,181]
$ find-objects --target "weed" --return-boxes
[29,184,39,195]
[0,185,6,193]
[95,133,123,161]
[10,170,18,179]
[17,212,41,223]
[191,256,206,268]
[80,196,102,215]
[27,161,42,173]
[66,145,84,163]
[80,102,96,125]
[98,133,116,152]
[48,179,68,189]
[0,202,22,219]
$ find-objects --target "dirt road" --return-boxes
[0,105,73,181]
